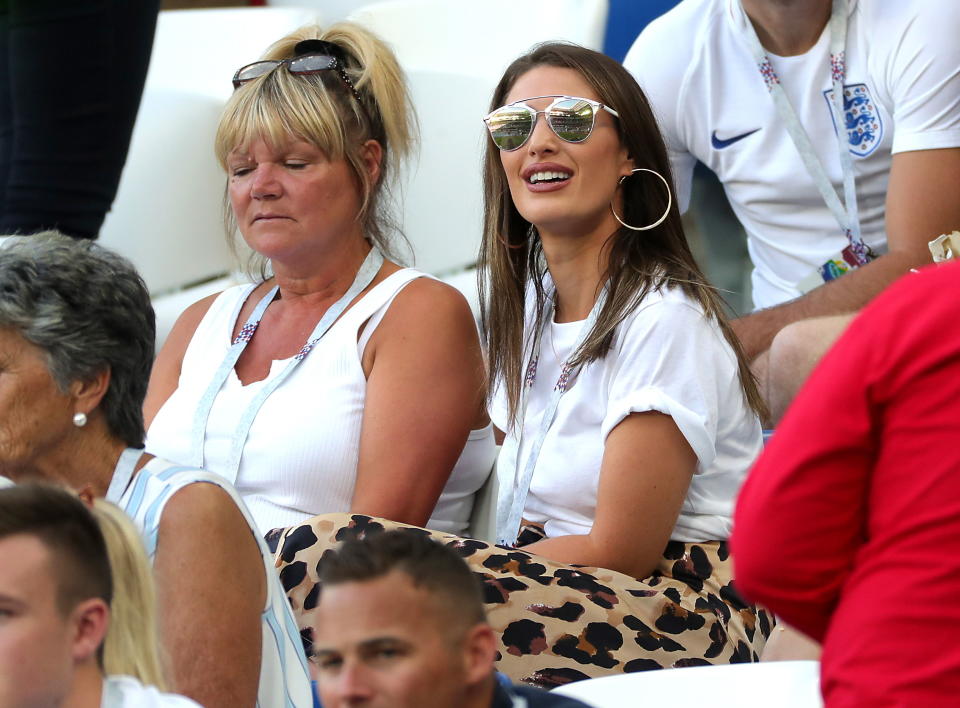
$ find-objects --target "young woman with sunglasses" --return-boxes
[274,43,773,688]
[143,24,495,538]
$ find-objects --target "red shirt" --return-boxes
[733,262,960,707]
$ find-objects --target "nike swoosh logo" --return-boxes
[711,128,761,149]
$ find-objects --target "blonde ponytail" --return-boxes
[315,22,416,168]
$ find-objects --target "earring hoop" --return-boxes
[72,412,87,428]
[610,168,672,231]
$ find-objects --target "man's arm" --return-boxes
[623,10,699,214]
[733,146,960,360]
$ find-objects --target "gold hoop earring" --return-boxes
[610,168,672,231]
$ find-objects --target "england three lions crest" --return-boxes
[823,83,883,158]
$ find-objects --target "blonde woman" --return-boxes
[92,499,167,690]
[145,23,494,537]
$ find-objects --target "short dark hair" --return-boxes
[0,483,113,615]
[319,530,487,627]
[0,232,155,447]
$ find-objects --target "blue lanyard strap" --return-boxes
[495,287,606,546]
[105,447,146,504]
[738,0,870,265]
[188,247,385,481]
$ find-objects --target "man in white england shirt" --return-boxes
[625,0,960,417]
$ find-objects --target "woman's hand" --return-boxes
[351,278,488,526]
[524,411,696,578]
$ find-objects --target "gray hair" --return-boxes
[0,232,155,447]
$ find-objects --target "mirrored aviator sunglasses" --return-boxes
[483,95,620,151]
[231,53,339,89]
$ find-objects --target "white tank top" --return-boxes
[147,269,496,535]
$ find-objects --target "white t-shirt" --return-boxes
[101,675,200,707]
[625,0,960,309]
[491,284,762,543]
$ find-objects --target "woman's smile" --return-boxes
[522,161,574,192]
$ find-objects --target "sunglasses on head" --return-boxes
[483,95,620,152]
[231,39,363,105]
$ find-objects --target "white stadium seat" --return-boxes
[348,0,608,79]
[267,0,376,25]
[393,68,491,276]
[347,0,609,307]
[552,660,823,708]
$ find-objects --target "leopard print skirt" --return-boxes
[270,513,774,690]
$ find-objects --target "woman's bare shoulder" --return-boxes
[386,275,474,325]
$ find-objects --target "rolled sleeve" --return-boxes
[600,293,732,475]
[602,386,716,472]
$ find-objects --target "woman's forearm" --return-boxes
[523,533,657,579]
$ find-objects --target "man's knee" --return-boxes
[767,314,856,422]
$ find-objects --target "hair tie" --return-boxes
[294,38,347,63]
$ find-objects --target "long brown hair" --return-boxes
[479,43,765,428]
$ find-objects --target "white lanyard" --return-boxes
[738,0,870,265]
[105,447,145,504]
[188,247,385,482]
[495,287,605,546]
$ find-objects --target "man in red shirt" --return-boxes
[733,261,960,706]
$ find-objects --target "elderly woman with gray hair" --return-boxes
[0,233,313,708]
